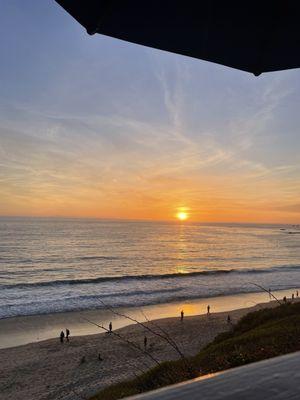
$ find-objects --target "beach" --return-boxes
[0,292,296,400]
[0,288,296,349]
[1,219,300,400]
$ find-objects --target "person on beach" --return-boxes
[268,288,272,300]
[181,310,184,321]
[144,336,148,349]
[60,330,65,343]
[227,314,231,324]
[207,305,210,315]
[292,293,295,301]
[109,322,112,333]
[66,328,70,342]
[283,296,287,303]
[98,353,103,361]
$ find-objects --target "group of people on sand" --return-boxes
[59,328,70,343]
[180,306,232,324]
[180,305,210,321]
[181,304,211,321]
[58,289,300,348]
[283,290,299,303]
[180,305,211,322]
[59,321,113,343]
[268,288,299,302]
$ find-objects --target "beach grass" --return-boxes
[90,301,300,400]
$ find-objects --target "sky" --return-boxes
[0,1,300,223]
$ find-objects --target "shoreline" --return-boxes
[0,287,297,349]
[1,295,297,400]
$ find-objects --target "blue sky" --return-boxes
[0,0,300,222]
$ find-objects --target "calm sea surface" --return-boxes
[1,217,300,318]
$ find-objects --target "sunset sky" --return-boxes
[1,1,300,223]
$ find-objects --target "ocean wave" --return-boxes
[77,256,119,261]
[2,264,300,289]
[73,287,183,300]
[0,283,298,319]
[0,255,119,263]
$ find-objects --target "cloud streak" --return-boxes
[0,2,300,222]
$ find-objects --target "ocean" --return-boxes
[1,217,300,319]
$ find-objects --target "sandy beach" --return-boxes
[0,294,293,400]
[1,288,296,350]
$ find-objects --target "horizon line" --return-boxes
[0,215,299,226]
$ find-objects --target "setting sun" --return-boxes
[176,212,188,221]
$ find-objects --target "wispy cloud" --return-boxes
[0,2,300,222]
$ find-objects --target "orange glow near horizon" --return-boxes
[2,191,300,224]
[1,136,300,224]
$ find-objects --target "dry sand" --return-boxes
[0,300,282,400]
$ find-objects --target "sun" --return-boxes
[176,212,188,221]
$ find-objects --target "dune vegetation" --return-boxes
[90,301,300,400]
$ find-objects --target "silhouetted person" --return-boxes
[98,353,103,361]
[292,293,295,300]
[181,310,184,321]
[227,314,231,324]
[268,288,272,300]
[60,330,65,343]
[66,328,70,342]
[109,322,112,333]
[207,305,210,315]
[283,296,287,303]
[144,336,148,349]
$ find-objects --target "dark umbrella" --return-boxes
[56,1,300,76]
